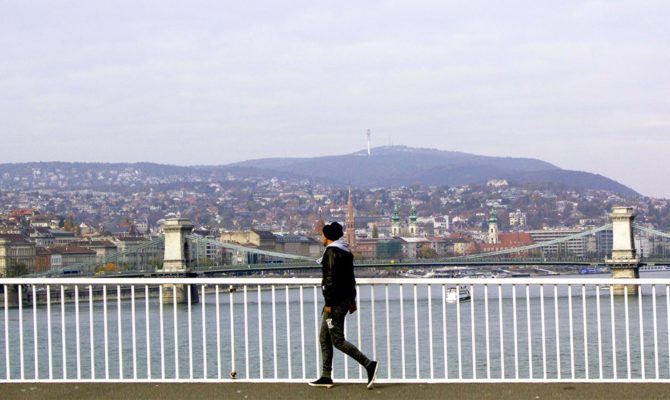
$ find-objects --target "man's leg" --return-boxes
[310,310,335,387]
[319,309,334,378]
[328,305,372,368]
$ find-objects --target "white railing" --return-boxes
[2,277,670,383]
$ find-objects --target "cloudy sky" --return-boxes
[1,1,669,197]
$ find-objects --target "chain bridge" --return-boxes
[27,207,670,279]
[5,208,670,385]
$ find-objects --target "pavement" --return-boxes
[2,383,670,400]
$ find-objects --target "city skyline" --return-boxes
[2,1,669,198]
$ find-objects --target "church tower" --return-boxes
[408,203,418,237]
[345,188,356,247]
[487,211,499,244]
[391,204,401,237]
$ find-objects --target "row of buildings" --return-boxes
[0,231,161,277]
[1,193,665,276]
[342,193,619,261]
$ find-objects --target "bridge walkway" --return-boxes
[1,382,668,400]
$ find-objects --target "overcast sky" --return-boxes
[1,1,669,197]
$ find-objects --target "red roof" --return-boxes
[50,246,96,255]
[498,232,534,247]
[477,232,534,253]
[72,240,116,248]
[36,246,52,255]
[9,209,39,218]
[0,233,31,244]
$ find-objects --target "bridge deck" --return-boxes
[2,382,668,400]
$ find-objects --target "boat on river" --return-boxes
[446,286,471,303]
[579,266,610,274]
[402,269,429,278]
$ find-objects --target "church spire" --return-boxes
[345,188,356,247]
[408,202,418,237]
[487,210,499,244]
[391,203,400,237]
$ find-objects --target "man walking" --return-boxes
[309,222,378,389]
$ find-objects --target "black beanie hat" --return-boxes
[322,222,344,241]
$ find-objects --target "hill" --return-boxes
[230,146,638,196]
[0,147,638,196]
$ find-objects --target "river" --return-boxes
[2,271,670,381]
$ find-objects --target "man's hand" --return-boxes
[323,306,332,313]
[348,303,357,314]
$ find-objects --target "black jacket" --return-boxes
[321,245,357,307]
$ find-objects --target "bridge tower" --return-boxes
[161,217,198,303]
[163,217,194,271]
[607,207,640,295]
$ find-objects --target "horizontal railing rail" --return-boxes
[2,277,670,383]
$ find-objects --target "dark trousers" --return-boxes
[319,303,371,377]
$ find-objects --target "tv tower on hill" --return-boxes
[366,129,372,155]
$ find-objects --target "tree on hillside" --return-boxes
[419,245,438,259]
[63,216,75,232]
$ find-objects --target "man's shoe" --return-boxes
[366,361,379,389]
[309,376,334,388]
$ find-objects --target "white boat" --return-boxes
[402,269,429,278]
[424,270,456,278]
[425,266,477,278]
[446,286,471,303]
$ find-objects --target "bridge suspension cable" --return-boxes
[634,224,670,240]
[186,235,314,262]
[31,236,166,277]
[453,224,613,260]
